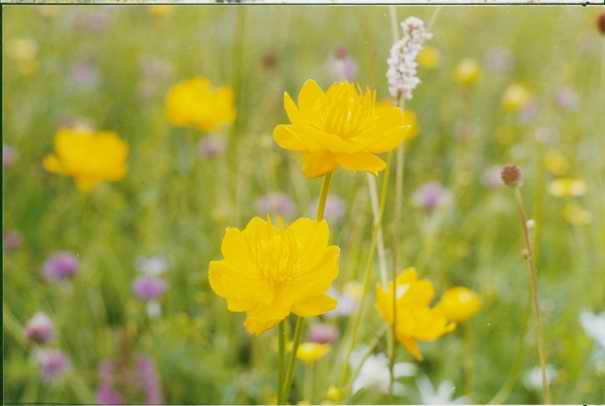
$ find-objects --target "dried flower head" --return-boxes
[386,17,432,100]
[500,164,522,188]
[209,217,339,335]
[598,12,605,34]
[274,80,413,178]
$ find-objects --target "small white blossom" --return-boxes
[580,311,605,348]
[386,17,432,100]
[350,348,416,395]
[522,365,558,391]
[416,376,468,404]
[135,256,168,276]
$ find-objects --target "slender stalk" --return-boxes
[278,321,286,398]
[279,172,332,404]
[513,187,551,404]
[339,153,393,389]
[280,316,305,404]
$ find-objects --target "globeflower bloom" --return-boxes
[274,80,413,178]
[375,268,456,360]
[209,217,340,335]
[295,342,330,364]
[453,58,481,86]
[165,76,235,133]
[43,128,128,192]
[548,177,587,197]
[434,287,481,322]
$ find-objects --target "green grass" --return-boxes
[3,5,605,404]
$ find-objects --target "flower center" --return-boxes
[253,230,300,287]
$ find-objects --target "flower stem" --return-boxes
[280,316,305,404]
[513,187,551,404]
[316,171,333,222]
[278,320,286,398]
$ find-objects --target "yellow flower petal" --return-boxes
[303,152,338,178]
[334,152,385,174]
[292,294,337,317]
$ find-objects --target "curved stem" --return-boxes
[316,172,333,222]
[513,188,551,404]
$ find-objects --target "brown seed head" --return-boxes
[501,164,522,187]
[598,13,605,35]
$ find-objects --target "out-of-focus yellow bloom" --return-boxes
[296,342,330,364]
[562,203,592,226]
[43,128,128,192]
[375,268,456,361]
[343,281,364,301]
[379,101,419,141]
[325,386,343,402]
[209,217,339,335]
[166,76,235,133]
[548,177,587,197]
[434,287,481,322]
[7,38,39,76]
[417,46,440,69]
[148,5,174,16]
[453,58,481,86]
[502,83,532,112]
[544,150,570,176]
[273,80,413,178]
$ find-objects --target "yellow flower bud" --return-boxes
[502,83,532,112]
[435,287,481,322]
[295,342,330,364]
[453,58,481,86]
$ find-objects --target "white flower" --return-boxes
[386,17,432,100]
[580,311,605,348]
[350,348,416,395]
[416,376,467,404]
[522,364,558,391]
[135,256,168,276]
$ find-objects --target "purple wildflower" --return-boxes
[3,144,16,168]
[70,60,100,90]
[309,323,339,344]
[198,135,226,159]
[136,356,163,404]
[25,312,54,345]
[133,275,166,301]
[255,192,296,220]
[41,252,79,282]
[412,181,453,213]
[3,230,23,251]
[555,87,580,112]
[326,47,358,82]
[96,356,162,405]
[36,349,69,382]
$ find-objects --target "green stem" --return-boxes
[278,321,286,398]
[280,316,305,404]
[316,171,333,222]
[513,187,551,404]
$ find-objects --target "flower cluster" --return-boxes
[386,17,432,100]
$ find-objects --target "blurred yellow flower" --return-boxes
[379,101,419,141]
[166,76,236,133]
[502,83,532,112]
[453,58,481,86]
[148,5,174,16]
[325,386,343,402]
[43,128,128,192]
[295,342,330,364]
[376,268,456,361]
[548,177,587,197]
[273,80,413,178]
[562,203,592,226]
[209,217,339,335]
[417,46,440,69]
[434,287,481,322]
[544,150,570,176]
[7,38,39,76]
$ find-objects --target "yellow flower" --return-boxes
[148,5,174,16]
[453,58,481,86]
[502,83,532,112]
[544,150,570,176]
[417,46,440,69]
[548,177,587,197]
[43,128,128,192]
[562,203,592,226]
[296,342,330,364]
[434,287,481,322]
[379,101,419,141]
[166,76,236,133]
[325,386,343,402]
[375,268,456,361]
[273,80,413,178]
[209,217,340,335]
